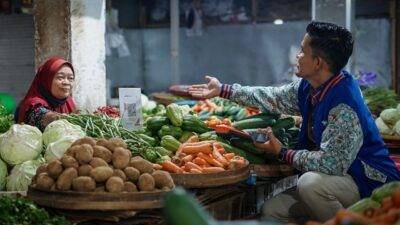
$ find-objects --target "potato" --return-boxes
[78,164,93,176]
[50,184,57,191]
[36,173,55,191]
[61,155,79,169]
[112,147,130,169]
[124,167,140,182]
[137,173,155,192]
[72,176,96,192]
[94,185,105,192]
[65,145,80,157]
[106,176,124,193]
[72,137,96,147]
[123,182,138,192]
[93,145,112,163]
[96,139,112,151]
[56,167,78,190]
[152,170,174,189]
[89,166,113,182]
[161,186,171,191]
[47,160,63,179]
[36,164,48,175]
[113,169,126,181]
[129,156,153,174]
[75,144,93,164]
[90,157,108,168]
[109,137,127,150]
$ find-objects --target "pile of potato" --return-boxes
[32,137,175,193]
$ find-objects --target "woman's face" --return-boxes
[51,65,74,99]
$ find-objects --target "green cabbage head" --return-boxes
[45,136,78,162]
[0,158,7,190]
[376,117,394,135]
[6,157,45,191]
[43,119,85,146]
[0,124,43,165]
[380,108,400,126]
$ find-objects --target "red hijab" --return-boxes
[17,57,76,123]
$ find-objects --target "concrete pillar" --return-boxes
[34,0,106,112]
[170,0,180,85]
[312,0,355,73]
[70,0,106,111]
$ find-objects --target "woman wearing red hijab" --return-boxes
[16,57,76,131]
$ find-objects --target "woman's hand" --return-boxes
[188,75,222,99]
[253,127,282,156]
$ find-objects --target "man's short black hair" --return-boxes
[306,21,354,75]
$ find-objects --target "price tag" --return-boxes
[118,88,142,130]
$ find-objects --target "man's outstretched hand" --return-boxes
[188,76,222,99]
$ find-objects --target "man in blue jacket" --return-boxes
[189,21,400,222]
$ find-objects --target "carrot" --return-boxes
[161,161,184,173]
[202,167,225,173]
[186,135,199,143]
[182,154,194,163]
[183,140,214,146]
[190,168,202,174]
[153,163,163,170]
[223,153,235,160]
[182,143,213,154]
[214,124,231,133]
[393,190,400,207]
[212,143,228,166]
[185,162,203,171]
[205,99,218,109]
[193,157,207,166]
[197,152,223,167]
[217,147,225,154]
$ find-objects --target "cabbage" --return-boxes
[6,157,45,191]
[42,119,85,146]
[0,158,7,190]
[380,108,400,126]
[376,117,394,135]
[0,124,43,165]
[45,136,78,162]
[394,120,400,136]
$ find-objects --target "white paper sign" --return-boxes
[118,88,142,130]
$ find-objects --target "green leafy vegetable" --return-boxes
[0,196,71,225]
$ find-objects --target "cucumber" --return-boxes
[371,181,400,203]
[245,112,280,120]
[347,198,381,214]
[217,139,265,164]
[146,116,170,132]
[233,118,276,130]
[234,108,248,121]
[272,117,296,132]
[138,133,158,147]
[230,138,264,155]
[164,187,218,225]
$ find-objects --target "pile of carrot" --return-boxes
[192,99,220,113]
[205,116,232,129]
[307,189,400,225]
[160,138,246,174]
[245,107,261,116]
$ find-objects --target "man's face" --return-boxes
[295,33,318,79]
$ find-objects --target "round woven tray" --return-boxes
[382,134,400,149]
[170,161,250,188]
[27,186,169,211]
